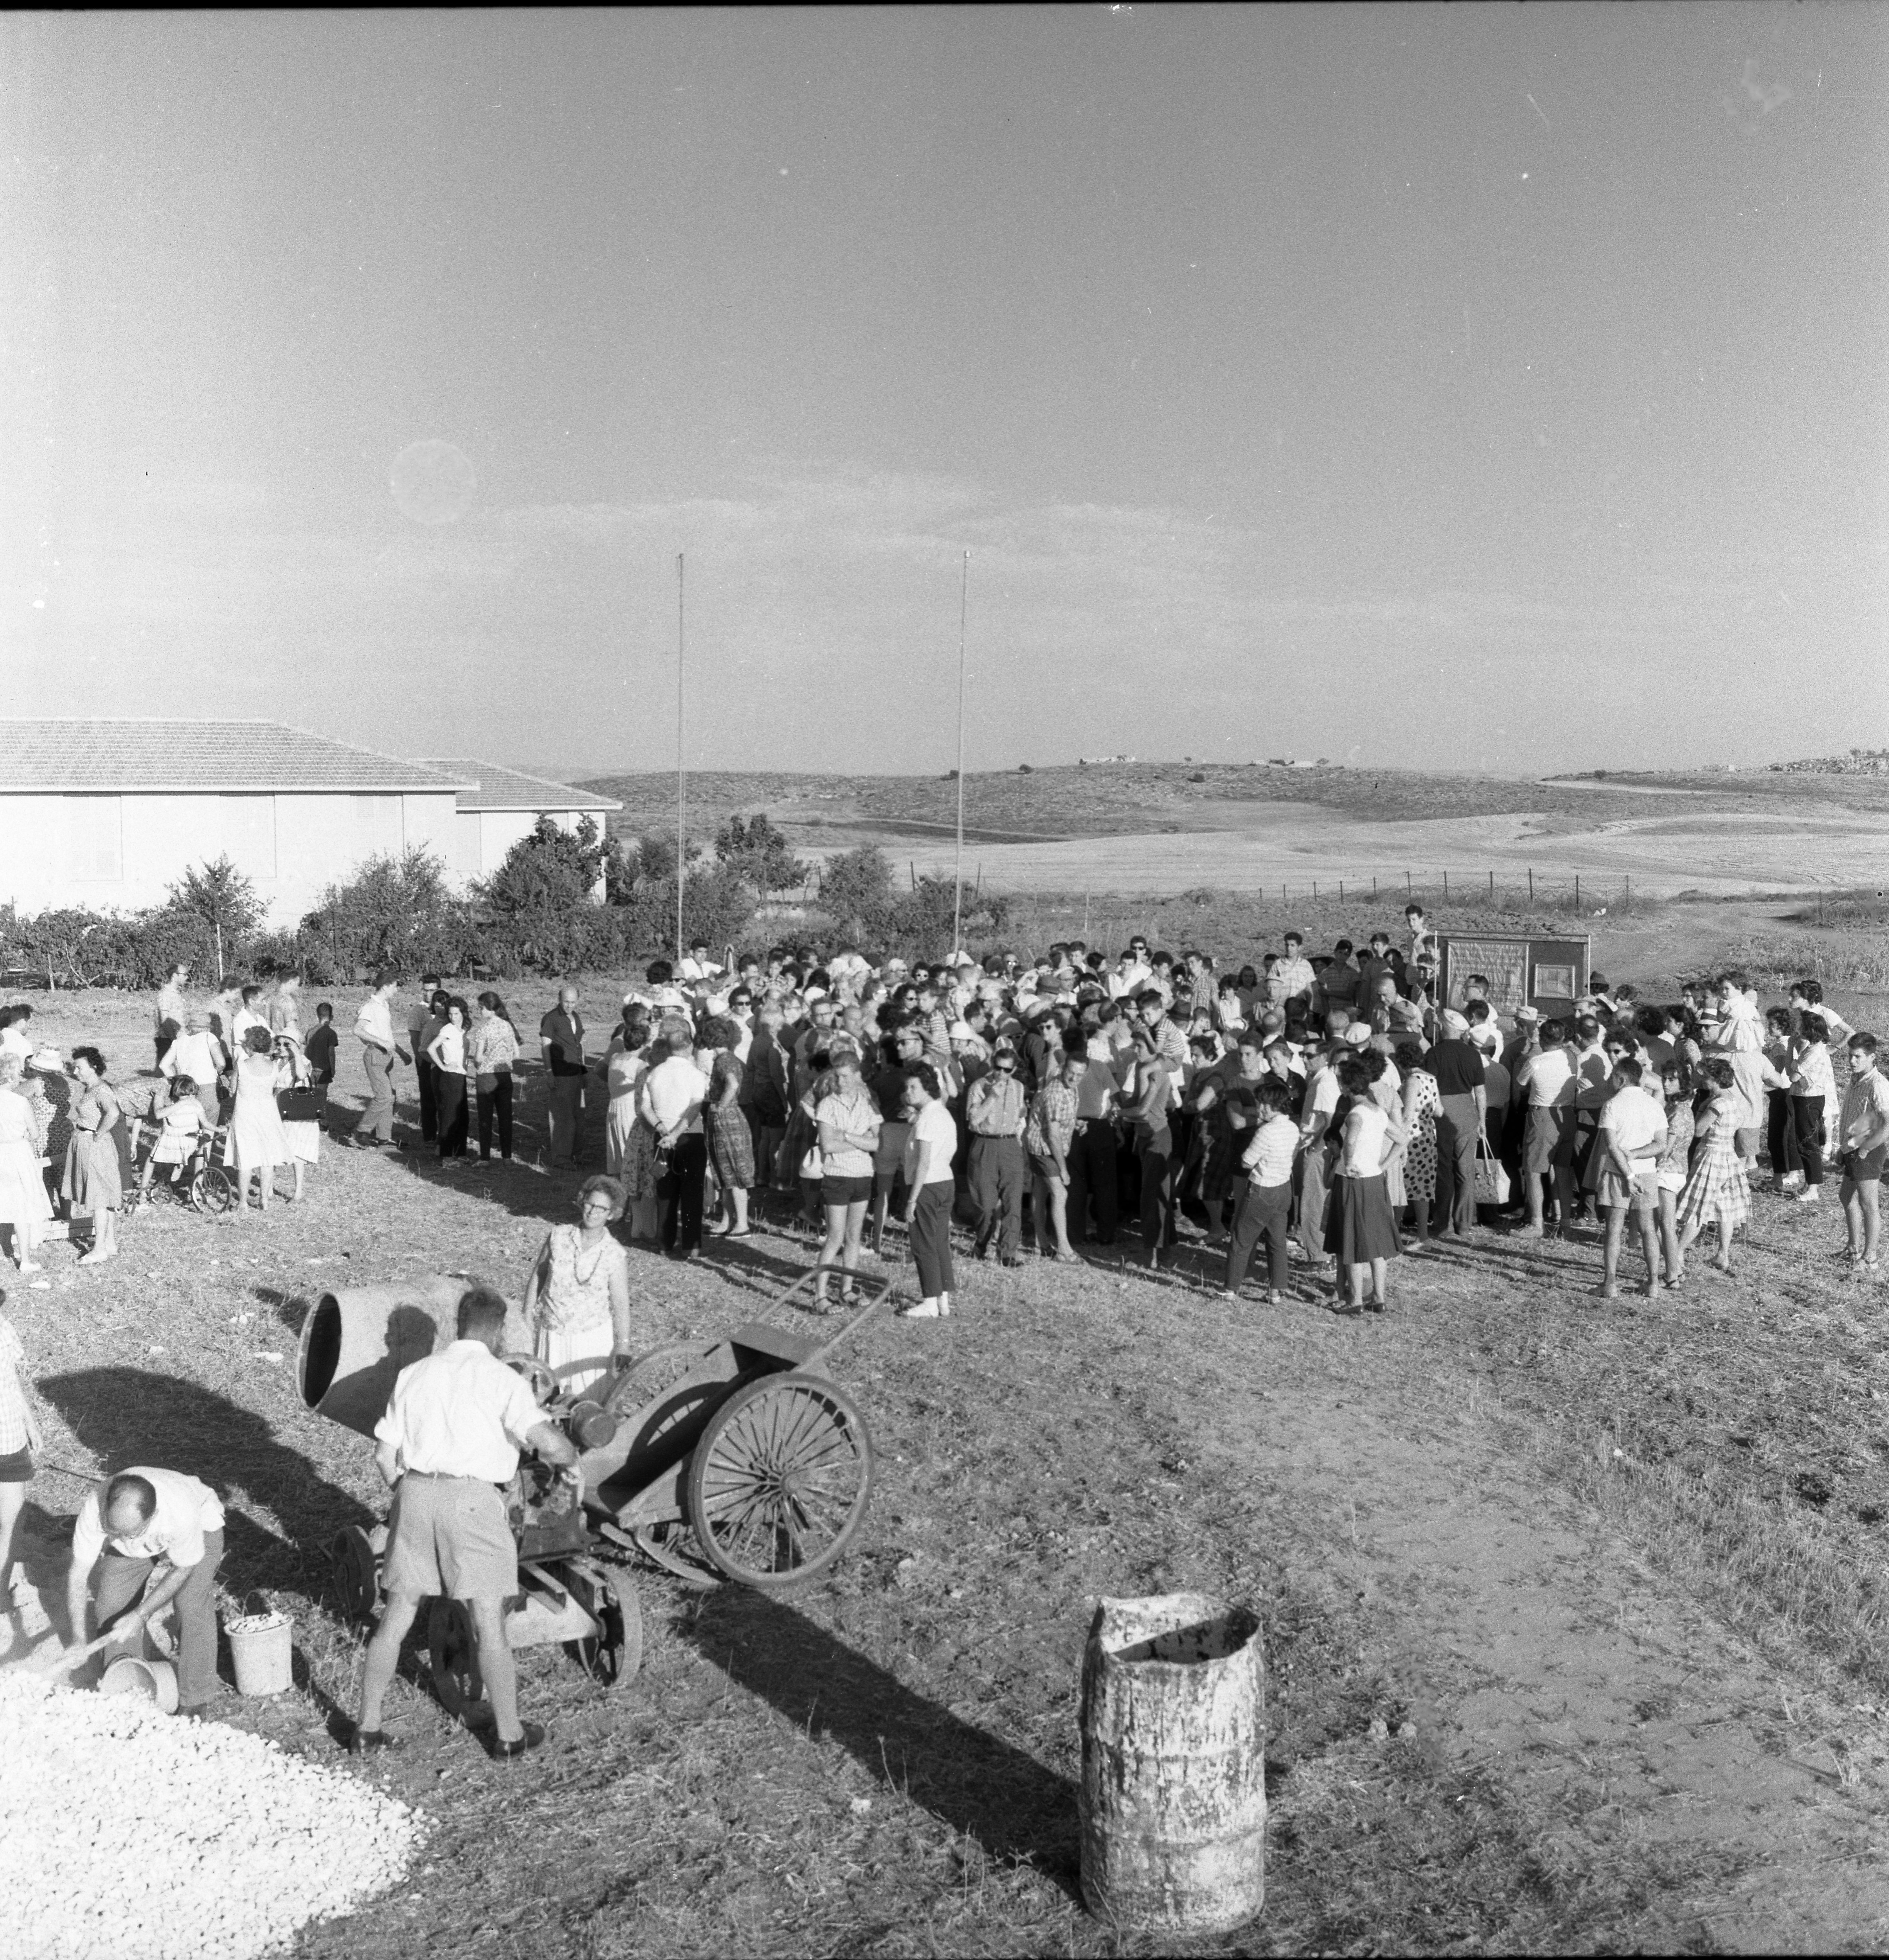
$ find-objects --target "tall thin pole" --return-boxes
[951,551,969,958]
[676,552,686,965]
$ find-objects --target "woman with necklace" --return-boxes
[522,1175,635,1394]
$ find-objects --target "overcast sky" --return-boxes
[4,7,1883,780]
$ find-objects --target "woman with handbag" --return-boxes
[273,1030,321,1201]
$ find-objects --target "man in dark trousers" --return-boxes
[1065,1028,1123,1246]
[1429,1007,1488,1239]
[538,983,587,1168]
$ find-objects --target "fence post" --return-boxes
[1488,870,1494,898]
[1442,871,1448,899]
[1624,874,1630,911]
[1372,876,1377,897]
[1339,880,1345,901]
[1312,880,1318,899]
[1528,868,1533,901]
[1575,873,1581,908]
[1406,870,1412,895]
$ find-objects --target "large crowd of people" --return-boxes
[331,914,1889,1340]
[0,912,1884,1746]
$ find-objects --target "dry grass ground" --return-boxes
[8,950,1889,1954]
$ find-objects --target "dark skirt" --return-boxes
[1323,1172,1400,1265]
[708,1104,756,1189]
[0,1445,31,1482]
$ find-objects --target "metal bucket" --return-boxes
[100,1656,180,1714]
[296,1274,529,1435]
[227,1612,294,1696]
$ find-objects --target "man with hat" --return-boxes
[1429,1008,1488,1239]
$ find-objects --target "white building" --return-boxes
[0,720,619,925]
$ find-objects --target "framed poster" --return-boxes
[1532,962,1577,1002]
[1442,936,1531,1015]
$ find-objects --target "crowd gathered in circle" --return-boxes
[1,911,1883,1346]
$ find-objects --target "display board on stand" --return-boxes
[1436,934,1591,1019]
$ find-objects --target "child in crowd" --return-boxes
[1676,1058,1749,1276]
[304,1003,339,1085]
[134,1076,209,1208]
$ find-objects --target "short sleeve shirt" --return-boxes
[374,1341,545,1483]
[71,1468,225,1572]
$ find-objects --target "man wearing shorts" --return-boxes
[1515,1019,1575,1235]
[352,1287,576,1759]
[1838,1034,1889,1270]
[1595,1057,1665,1300]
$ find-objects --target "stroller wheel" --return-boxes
[194,1165,238,1215]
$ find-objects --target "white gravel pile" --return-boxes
[0,1672,425,1960]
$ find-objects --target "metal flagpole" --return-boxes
[676,552,686,966]
[951,550,969,959]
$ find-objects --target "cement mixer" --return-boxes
[298,1265,888,1722]
[298,1275,641,1710]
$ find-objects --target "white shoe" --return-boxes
[1796,1187,1821,1203]
[901,1299,943,1319]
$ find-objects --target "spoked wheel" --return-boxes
[194,1165,238,1216]
[629,1518,723,1590]
[427,1597,485,1723]
[685,1373,874,1592]
[331,1525,383,1623]
[560,1557,642,1687]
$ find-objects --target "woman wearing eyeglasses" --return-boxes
[522,1175,634,1395]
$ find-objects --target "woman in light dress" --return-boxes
[0,1054,51,1273]
[273,1030,319,1201]
[522,1176,634,1395]
[269,976,303,1038]
[61,1047,123,1267]
[229,1025,288,1219]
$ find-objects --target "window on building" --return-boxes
[220,795,277,878]
[65,796,124,880]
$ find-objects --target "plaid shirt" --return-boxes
[1025,1079,1078,1161]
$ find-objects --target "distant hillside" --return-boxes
[1769,748,1889,777]
[575,760,1781,843]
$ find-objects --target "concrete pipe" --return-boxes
[296,1275,530,1435]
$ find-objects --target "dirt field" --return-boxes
[589,761,1889,903]
[7,946,1889,1955]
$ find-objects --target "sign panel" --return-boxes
[1442,937,1531,1015]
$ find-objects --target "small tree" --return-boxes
[308,847,473,980]
[817,845,896,944]
[166,856,263,980]
[715,813,806,903]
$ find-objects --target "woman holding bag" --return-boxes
[810,1038,880,1313]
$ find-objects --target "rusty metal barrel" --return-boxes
[1079,1592,1266,1934]
[296,1274,528,1435]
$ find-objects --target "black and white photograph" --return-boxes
[2,6,1888,1953]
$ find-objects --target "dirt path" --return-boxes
[1174,1297,1889,1953]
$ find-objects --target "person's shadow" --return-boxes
[32,1365,381,1606]
[676,1586,1080,1890]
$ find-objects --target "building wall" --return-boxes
[0,789,465,925]
[458,808,603,894]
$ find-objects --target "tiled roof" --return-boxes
[0,721,474,793]
[415,759,621,813]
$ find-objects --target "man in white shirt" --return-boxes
[154,963,190,1067]
[679,940,722,983]
[1269,933,1317,1012]
[1839,1033,1889,1269]
[1225,1077,1300,1302]
[161,1012,227,1099]
[65,1466,226,1714]
[1596,1057,1666,1300]
[641,1029,711,1258]
[353,1286,575,1759]
[1516,1019,1576,1235]
[353,972,408,1148]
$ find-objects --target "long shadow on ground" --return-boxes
[676,1585,1080,1891]
[34,1366,378,1598]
